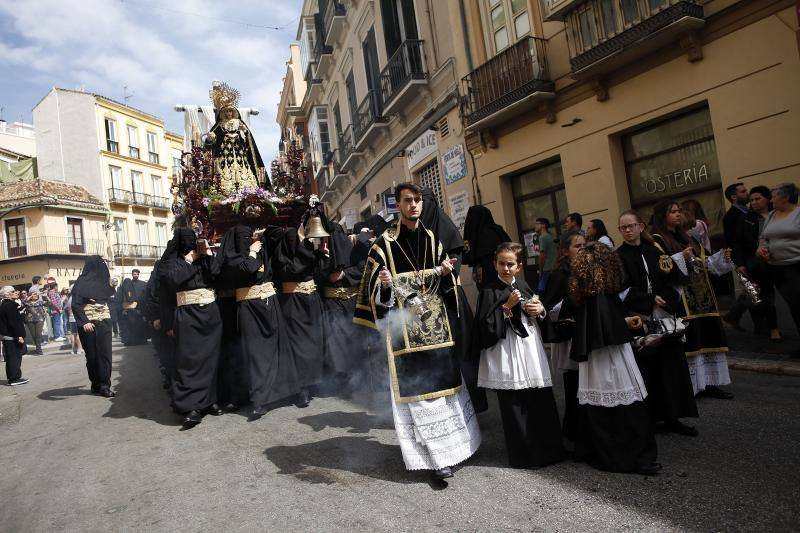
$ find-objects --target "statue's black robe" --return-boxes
[617,241,697,422]
[168,255,222,413]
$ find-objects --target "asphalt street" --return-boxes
[1,339,798,532]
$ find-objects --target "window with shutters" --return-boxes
[127,125,140,159]
[484,0,531,56]
[4,218,26,257]
[105,118,118,153]
[147,132,159,164]
[67,217,85,253]
[416,160,444,208]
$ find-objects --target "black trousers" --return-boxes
[77,320,113,391]
[3,339,23,382]
[562,370,579,442]
[772,263,800,336]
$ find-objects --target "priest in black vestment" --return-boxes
[354,182,481,481]
[121,270,148,346]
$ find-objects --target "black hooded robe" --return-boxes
[274,227,326,391]
[570,293,657,473]
[219,225,299,410]
[463,205,511,290]
[421,188,488,413]
[617,241,698,423]
[475,277,565,468]
[121,277,148,345]
[71,256,116,393]
[319,222,367,390]
[168,231,222,414]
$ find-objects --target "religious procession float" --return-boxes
[173,82,320,241]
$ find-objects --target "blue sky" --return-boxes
[0,0,302,162]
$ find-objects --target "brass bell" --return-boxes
[305,216,331,239]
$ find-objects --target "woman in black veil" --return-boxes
[463,205,511,290]
[420,188,488,413]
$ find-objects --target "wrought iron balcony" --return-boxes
[150,195,171,209]
[566,0,705,78]
[113,244,165,259]
[380,40,427,114]
[108,188,170,209]
[461,36,554,131]
[323,0,346,46]
[352,90,389,148]
[108,188,134,204]
[317,167,336,203]
[338,125,362,171]
[0,236,106,261]
[313,13,333,77]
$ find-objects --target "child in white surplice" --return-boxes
[475,242,565,468]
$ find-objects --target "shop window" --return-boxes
[5,218,26,257]
[623,107,724,235]
[416,159,444,209]
[511,160,567,279]
[67,218,85,253]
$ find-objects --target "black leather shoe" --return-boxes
[433,467,453,480]
[251,405,269,418]
[636,462,662,476]
[296,389,311,408]
[182,410,203,428]
[722,313,745,332]
[203,404,224,416]
[98,388,116,398]
[90,386,101,394]
[665,420,699,437]
[702,385,734,400]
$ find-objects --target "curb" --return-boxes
[727,358,800,377]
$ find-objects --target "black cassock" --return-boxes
[275,228,325,390]
[122,278,148,345]
[617,242,697,422]
[475,277,565,468]
[219,225,299,409]
[319,223,366,381]
[169,255,222,413]
[541,264,579,442]
[141,260,175,385]
[571,293,657,473]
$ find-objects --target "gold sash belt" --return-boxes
[176,288,216,307]
[236,282,276,302]
[281,280,316,295]
[323,286,358,300]
[84,303,111,321]
[216,289,235,299]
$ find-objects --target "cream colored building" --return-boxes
[286,0,478,236]
[0,179,108,289]
[456,0,799,268]
[33,88,183,280]
[0,121,36,163]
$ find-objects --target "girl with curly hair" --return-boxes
[569,242,660,475]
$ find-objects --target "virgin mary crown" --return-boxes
[209,82,240,111]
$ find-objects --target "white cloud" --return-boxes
[0,0,302,162]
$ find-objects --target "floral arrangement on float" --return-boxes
[172,82,312,240]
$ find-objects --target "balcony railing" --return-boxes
[461,36,554,130]
[380,40,427,112]
[323,1,346,45]
[316,167,335,202]
[313,13,332,69]
[113,244,166,259]
[338,125,356,166]
[108,188,171,209]
[567,0,704,76]
[0,236,105,261]
[353,90,388,145]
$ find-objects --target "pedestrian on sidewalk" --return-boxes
[71,256,117,398]
[109,278,120,337]
[23,291,46,355]
[1,286,29,386]
[535,217,556,293]
[46,280,66,342]
[64,290,81,354]
[758,183,800,346]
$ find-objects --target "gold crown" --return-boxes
[209,82,240,110]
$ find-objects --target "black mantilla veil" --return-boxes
[462,205,511,266]
[72,255,114,300]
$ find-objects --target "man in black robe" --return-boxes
[121,270,148,346]
[166,228,223,428]
[462,205,511,290]
[142,259,175,393]
[354,182,481,481]
[274,220,327,408]
[319,220,366,397]
[218,225,299,418]
[71,256,116,397]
